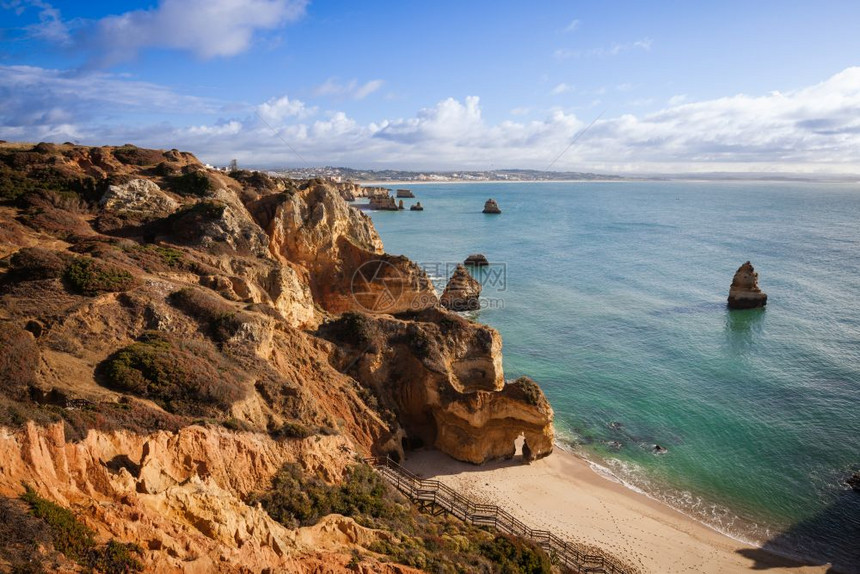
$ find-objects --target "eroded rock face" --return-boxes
[728,261,768,309]
[318,308,554,464]
[441,264,481,311]
[249,181,437,314]
[0,422,363,572]
[99,179,179,217]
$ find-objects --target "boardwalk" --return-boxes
[365,456,637,574]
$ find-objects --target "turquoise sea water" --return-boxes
[366,182,860,572]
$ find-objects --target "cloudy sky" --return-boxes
[2,0,860,174]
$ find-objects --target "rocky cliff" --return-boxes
[0,142,555,571]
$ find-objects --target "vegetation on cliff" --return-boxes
[0,142,559,573]
[254,462,553,573]
[19,486,144,573]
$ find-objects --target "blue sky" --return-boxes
[2,0,860,173]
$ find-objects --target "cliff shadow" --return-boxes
[735,490,860,574]
[403,437,532,480]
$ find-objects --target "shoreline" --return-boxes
[402,447,833,574]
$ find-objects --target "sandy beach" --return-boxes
[402,447,834,574]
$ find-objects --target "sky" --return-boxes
[2,0,860,174]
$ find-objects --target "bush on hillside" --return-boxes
[63,257,136,295]
[98,332,246,416]
[0,322,40,400]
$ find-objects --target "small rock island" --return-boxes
[368,193,399,210]
[728,261,768,309]
[441,264,482,311]
[410,202,424,211]
[396,189,415,198]
[464,253,489,266]
[483,198,501,214]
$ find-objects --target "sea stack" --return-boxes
[398,199,405,210]
[464,253,489,266]
[483,198,501,214]
[410,202,424,211]
[441,264,481,311]
[728,261,768,309]
[396,189,415,198]
[368,193,398,210]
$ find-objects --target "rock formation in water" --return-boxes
[728,261,768,309]
[847,472,860,492]
[398,199,405,210]
[367,193,399,211]
[410,202,424,211]
[396,189,415,198]
[483,198,501,214]
[440,264,482,311]
[0,141,556,570]
[464,253,489,266]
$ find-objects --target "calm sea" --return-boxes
[366,181,860,572]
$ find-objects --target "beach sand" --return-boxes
[402,447,833,574]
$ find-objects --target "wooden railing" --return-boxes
[365,456,636,574]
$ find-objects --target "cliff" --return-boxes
[0,142,555,571]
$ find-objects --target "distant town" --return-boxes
[269,166,625,183]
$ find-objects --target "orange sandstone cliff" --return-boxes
[0,142,553,572]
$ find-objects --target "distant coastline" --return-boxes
[270,164,860,185]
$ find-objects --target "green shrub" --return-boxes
[20,486,95,562]
[479,535,552,574]
[88,539,144,574]
[170,171,213,197]
[99,332,246,416]
[251,463,398,529]
[19,487,143,572]
[63,257,136,295]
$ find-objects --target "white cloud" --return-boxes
[314,78,385,100]
[555,37,653,60]
[0,65,219,125]
[80,0,308,64]
[6,66,860,174]
[564,19,580,33]
[6,0,72,45]
[551,83,572,95]
[257,95,316,123]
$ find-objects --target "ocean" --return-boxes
[366,181,860,572]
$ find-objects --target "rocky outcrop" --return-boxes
[847,472,860,492]
[249,182,436,314]
[396,189,415,198]
[483,198,501,214]
[728,261,768,309]
[368,194,398,211]
[398,199,405,210]
[318,308,554,464]
[464,253,489,266]
[410,202,424,211]
[99,178,179,217]
[441,264,481,311]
